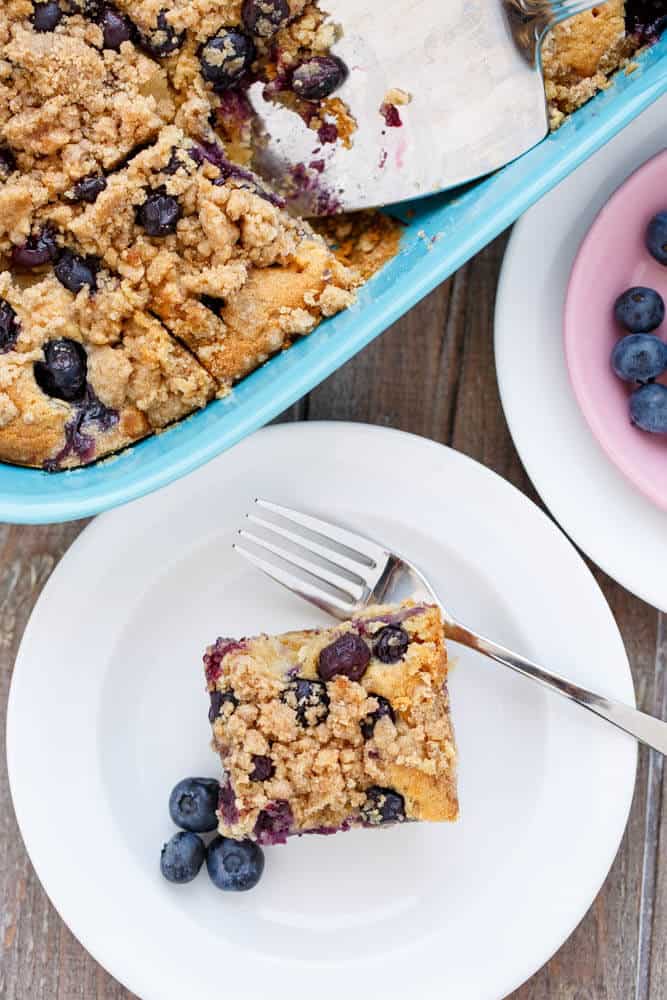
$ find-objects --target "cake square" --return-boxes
[203,601,458,844]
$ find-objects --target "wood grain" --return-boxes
[0,235,664,999]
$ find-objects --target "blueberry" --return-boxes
[253,800,292,845]
[32,1,63,31]
[11,228,59,269]
[360,694,396,739]
[373,625,409,664]
[291,56,348,100]
[0,147,16,178]
[169,777,220,833]
[611,333,667,383]
[34,338,87,402]
[199,30,255,91]
[281,677,330,726]
[208,688,238,723]
[100,7,134,50]
[0,301,20,354]
[646,211,667,265]
[160,831,205,883]
[250,754,275,782]
[241,0,289,37]
[54,250,99,294]
[629,382,667,434]
[206,835,265,891]
[318,633,370,682]
[614,286,665,333]
[142,9,185,57]
[136,187,181,236]
[68,174,107,204]
[361,786,406,826]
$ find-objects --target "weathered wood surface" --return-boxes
[0,234,664,999]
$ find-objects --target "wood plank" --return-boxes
[641,613,667,1000]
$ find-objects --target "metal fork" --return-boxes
[234,499,667,756]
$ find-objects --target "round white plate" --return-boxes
[7,423,636,1000]
[496,93,667,611]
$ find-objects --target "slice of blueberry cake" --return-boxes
[204,601,458,844]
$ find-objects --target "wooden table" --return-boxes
[1,233,665,1000]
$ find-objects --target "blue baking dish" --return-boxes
[3,37,666,523]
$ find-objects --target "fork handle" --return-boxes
[447,622,667,755]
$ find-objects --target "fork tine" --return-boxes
[246,513,368,584]
[233,542,355,619]
[254,498,384,568]
[238,528,366,600]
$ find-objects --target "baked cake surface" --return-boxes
[204,601,459,844]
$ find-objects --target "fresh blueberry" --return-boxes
[169,777,220,833]
[208,688,238,723]
[160,831,205,883]
[199,30,255,91]
[614,286,665,333]
[360,694,396,739]
[100,7,134,50]
[68,174,107,204]
[34,338,87,402]
[206,835,265,891]
[629,382,667,434]
[361,786,406,826]
[647,211,667,265]
[0,147,16,178]
[373,625,409,664]
[141,9,185,56]
[250,755,275,782]
[32,1,63,31]
[318,633,370,682]
[281,677,330,726]
[54,250,99,294]
[0,301,20,354]
[12,228,59,269]
[611,333,667,383]
[241,0,289,37]
[291,56,348,100]
[136,187,181,236]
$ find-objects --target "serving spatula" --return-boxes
[247,0,597,214]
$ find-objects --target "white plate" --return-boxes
[7,423,636,1000]
[495,93,667,612]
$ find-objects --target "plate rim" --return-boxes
[494,93,667,613]
[6,421,637,1000]
[564,148,667,511]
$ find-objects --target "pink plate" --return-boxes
[565,149,667,510]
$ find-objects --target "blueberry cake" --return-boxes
[0,0,361,468]
[203,602,458,843]
[0,1,663,468]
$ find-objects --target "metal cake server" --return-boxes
[248,0,597,214]
[234,499,667,756]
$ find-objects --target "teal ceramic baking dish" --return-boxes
[3,37,666,523]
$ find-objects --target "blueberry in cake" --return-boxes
[203,601,458,843]
[0,1,663,469]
